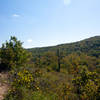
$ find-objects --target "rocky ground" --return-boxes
[0,73,9,100]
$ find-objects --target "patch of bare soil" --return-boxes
[0,73,9,100]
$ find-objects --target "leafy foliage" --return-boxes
[1,36,100,100]
[28,36,100,57]
[11,69,34,88]
[73,67,100,100]
[0,36,32,71]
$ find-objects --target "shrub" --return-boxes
[11,69,35,89]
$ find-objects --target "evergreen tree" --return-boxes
[0,36,32,70]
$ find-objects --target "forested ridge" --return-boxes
[0,36,100,100]
[28,36,100,57]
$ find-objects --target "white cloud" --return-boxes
[64,0,71,5]
[27,39,33,43]
[12,14,20,18]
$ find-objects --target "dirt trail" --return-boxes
[0,73,9,100]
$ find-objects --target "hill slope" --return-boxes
[28,36,100,57]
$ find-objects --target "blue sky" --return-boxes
[0,0,100,48]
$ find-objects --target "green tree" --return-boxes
[0,36,32,70]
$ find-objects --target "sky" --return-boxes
[0,0,100,48]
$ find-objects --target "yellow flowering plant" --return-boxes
[12,69,34,89]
